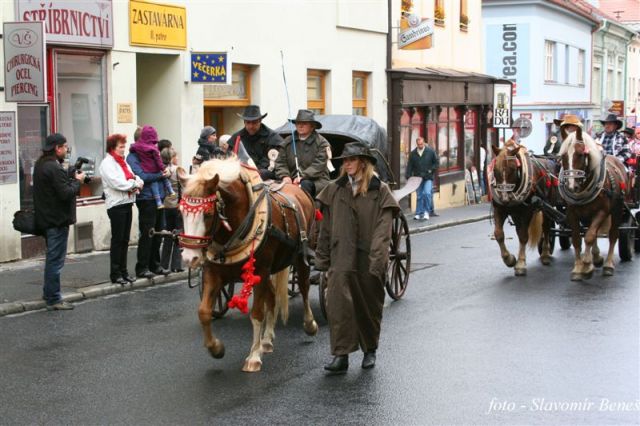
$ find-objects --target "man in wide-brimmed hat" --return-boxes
[596,113,631,166]
[228,105,283,180]
[275,109,330,197]
[544,114,583,155]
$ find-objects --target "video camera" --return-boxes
[68,157,93,184]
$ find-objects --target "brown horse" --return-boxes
[177,158,318,372]
[489,140,559,275]
[558,131,628,280]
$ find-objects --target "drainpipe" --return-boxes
[386,0,396,185]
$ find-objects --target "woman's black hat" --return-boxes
[334,141,377,165]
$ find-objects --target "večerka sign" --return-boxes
[17,0,113,48]
[3,22,46,103]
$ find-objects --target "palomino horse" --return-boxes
[558,131,628,281]
[489,140,559,275]
[177,158,318,372]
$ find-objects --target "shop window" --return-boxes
[54,50,107,200]
[459,0,468,30]
[399,107,425,184]
[464,109,477,169]
[436,107,462,171]
[577,49,585,86]
[203,64,252,107]
[434,0,445,26]
[307,69,327,114]
[352,71,369,116]
[18,105,50,212]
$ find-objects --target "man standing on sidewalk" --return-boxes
[406,137,438,220]
[33,133,85,311]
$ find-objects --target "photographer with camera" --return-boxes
[33,133,85,311]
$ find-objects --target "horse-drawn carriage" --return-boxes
[192,115,414,319]
[489,131,640,280]
[176,115,415,371]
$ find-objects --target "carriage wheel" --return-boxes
[385,213,411,300]
[197,269,236,319]
[559,235,572,250]
[318,272,328,321]
[288,266,299,298]
[619,214,635,262]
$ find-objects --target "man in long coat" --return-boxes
[275,109,330,197]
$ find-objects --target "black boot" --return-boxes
[362,351,376,369]
[324,355,348,373]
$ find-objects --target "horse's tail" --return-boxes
[272,268,289,325]
[528,210,543,250]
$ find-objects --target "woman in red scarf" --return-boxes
[99,134,144,285]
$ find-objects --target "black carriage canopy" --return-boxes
[275,114,392,183]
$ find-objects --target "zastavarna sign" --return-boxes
[3,22,47,103]
[129,0,186,49]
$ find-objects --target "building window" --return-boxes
[577,49,585,85]
[434,0,445,25]
[203,64,252,106]
[617,58,624,99]
[459,0,469,30]
[436,107,461,171]
[593,55,602,105]
[544,40,556,82]
[18,105,50,212]
[352,71,368,116]
[54,49,107,199]
[564,45,570,84]
[307,69,327,114]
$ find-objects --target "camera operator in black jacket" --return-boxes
[33,133,85,311]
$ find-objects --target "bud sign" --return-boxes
[493,83,512,128]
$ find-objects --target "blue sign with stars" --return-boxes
[191,52,229,83]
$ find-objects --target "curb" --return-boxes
[0,271,189,318]
[408,214,490,235]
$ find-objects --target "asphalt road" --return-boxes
[1,220,638,425]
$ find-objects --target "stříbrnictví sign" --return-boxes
[3,22,46,103]
[129,0,186,49]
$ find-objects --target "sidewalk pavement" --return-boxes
[0,202,491,317]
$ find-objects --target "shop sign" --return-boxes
[17,0,113,48]
[191,52,230,84]
[3,22,46,103]
[608,100,624,117]
[117,103,133,123]
[485,23,530,97]
[0,112,17,185]
[129,0,186,49]
[399,1,433,50]
[492,83,512,128]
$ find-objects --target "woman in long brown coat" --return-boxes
[315,142,399,373]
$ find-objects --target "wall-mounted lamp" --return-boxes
[112,62,120,69]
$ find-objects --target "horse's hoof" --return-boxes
[303,320,318,336]
[540,256,551,266]
[593,256,604,268]
[582,269,594,280]
[570,273,583,282]
[242,359,262,372]
[208,342,225,359]
[603,267,614,276]
[261,341,274,353]
[514,267,527,276]
[503,254,517,268]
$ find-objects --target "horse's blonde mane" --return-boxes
[558,132,602,172]
[185,157,241,195]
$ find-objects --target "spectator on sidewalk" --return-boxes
[33,133,85,310]
[160,146,184,272]
[127,127,171,279]
[100,134,144,286]
[406,137,438,220]
[315,141,400,373]
[192,126,224,173]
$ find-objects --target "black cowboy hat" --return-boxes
[622,127,635,136]
[288,109,322,129]
[599,113,623,130]
[333,141,376,165]
[237,105,267,121]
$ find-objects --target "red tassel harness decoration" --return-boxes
[315,208,323,221]
[228,240,261,314]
